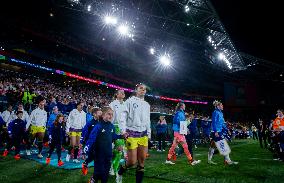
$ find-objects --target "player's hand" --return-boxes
[123,132,129,139]
[79,144,83,149]
[215,132,219,137]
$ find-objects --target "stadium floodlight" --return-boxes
[104,16,117,25]
[87,5,91,12]
[218,52,225,60]
[117,24,129,36]
[69,0,79,4]
[225,59,232,70]
[128,33,134,38]
[218,52,232,69]
[149,48,155,55]
[184,5,190,13]
[159,54,171,66]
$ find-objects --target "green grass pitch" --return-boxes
[0,140,284,183]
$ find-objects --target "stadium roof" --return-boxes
[0,0,283,98]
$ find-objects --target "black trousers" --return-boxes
[274,132,284,160]
[7,133,29,155]
[258,132,267,148]
[252,131,258,140]
[48,139,62,160]
[1,128,9,145]
[157,133,166,150]
[185,133,193,157]
[92,159,111,183]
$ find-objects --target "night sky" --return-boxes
[211,0,282,65]
[1,0,282,66]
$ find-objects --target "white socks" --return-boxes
[224,154,231,161]
[208,148,215,161]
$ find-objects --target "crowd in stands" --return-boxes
[0,68,272,142]
[0,68,176,115]
[0,67,283,167]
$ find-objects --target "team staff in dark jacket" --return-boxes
[156,115,167,152]
[84,106,124,183]
[46,114,65,167]
[2,111,29,160]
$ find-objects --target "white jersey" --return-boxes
[109,99,127,125]
[66,109,86,133]
[30,108,47,127]
[1,110,14,125]
[8,110,31,129]
[121,96,151,138]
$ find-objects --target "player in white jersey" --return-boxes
[109,90,127,178]
[66,102,86,163]
[1,104,14,146]
[117,84,151,183]
[30,99,47,158]
[8,103,30,129]
[109,90,127,128]
[1,104,14,125]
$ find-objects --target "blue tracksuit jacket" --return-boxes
[8,118,26,137]
[84,121,123,174]
[80,118,99,144]
[172,110,186,132]
[212,109,227,133]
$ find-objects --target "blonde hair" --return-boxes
[101,106,113,114]
[113,90,124,100]
[133,83,147,96]
[100,106,113,120]
[213,100,222,107]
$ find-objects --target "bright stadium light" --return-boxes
[149,48,155,55]
[69,0,79,4]
[117,24,129,36]
[87,5,91,11]
[225,59,232,70]
[184,5,190,13]
[104,16,117,25]
[218,52,232,69]
[218,52,225,60]
[159,54,171,66]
